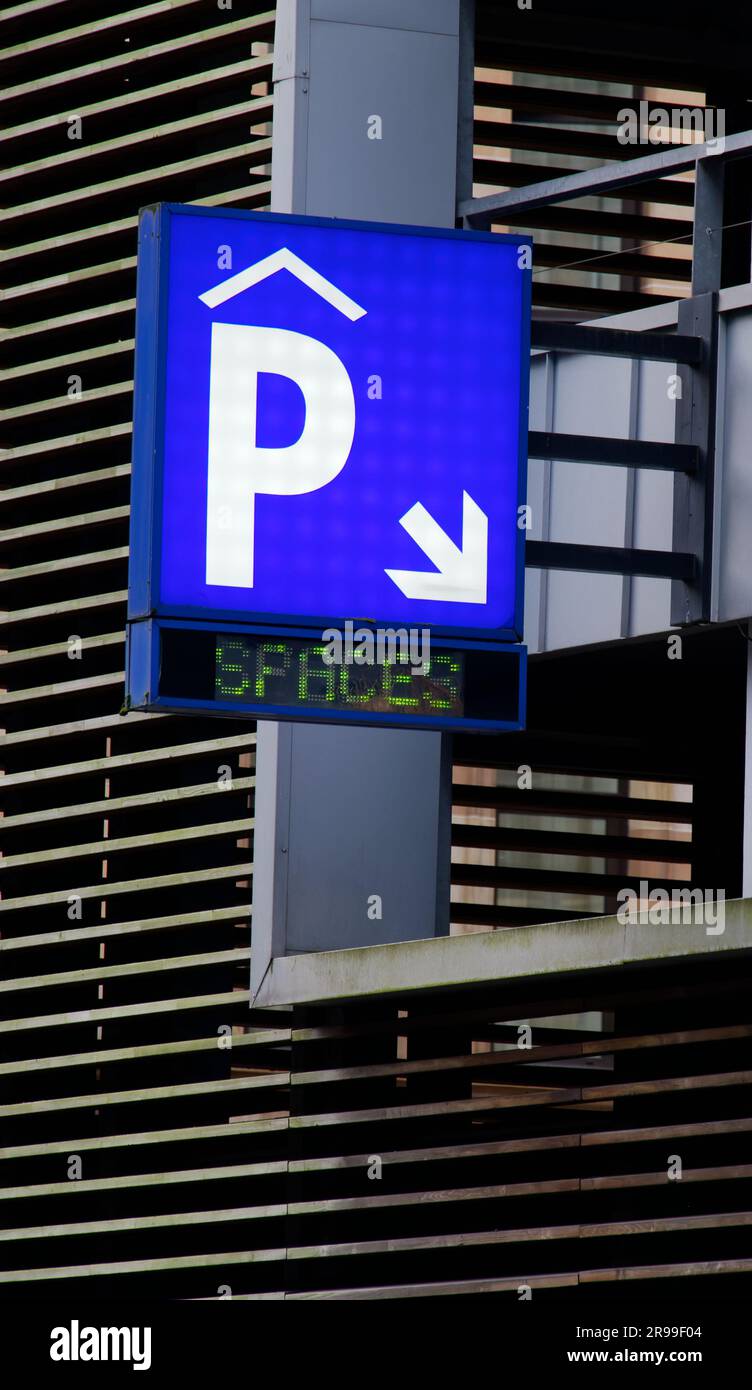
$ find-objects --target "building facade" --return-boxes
[1,0,752,1303]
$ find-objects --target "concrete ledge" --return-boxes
[254,896,752,1006]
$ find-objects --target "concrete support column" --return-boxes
[251,0,464,996]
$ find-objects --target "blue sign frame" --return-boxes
[126,617,527,734]
[128,203,531,646]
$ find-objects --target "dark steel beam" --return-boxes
[455,0,475,211]
[528,431,698,473]
[526,541,696,581]
[459,130,752,222]
[531,322,702,365]
[691,157,725,296]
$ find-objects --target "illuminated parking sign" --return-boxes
[126,204,531,730]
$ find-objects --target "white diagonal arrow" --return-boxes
[385,491,488,603]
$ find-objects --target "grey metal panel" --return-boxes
[311,0,459,34]
[529,290,752,644]
[270,0,311,215]
[671,293,719,624]
[543,569,624,649]
[629,358,675,635]
[249,722,290,1001]
[284,725,449,953]
[547,356,633,544]
[455,0,474,205]
[540,354,631,650]
[744,635,752,899]
[305,21,458,225]
[619,359,640,637]
[523,352,554,654]
[715,308,752,622]
[710,312,728,623]
[531,300,682,653]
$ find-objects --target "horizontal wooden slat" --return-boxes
[0,905,250,955]
[0,946,247,996]
[0,591,127,629]
[289,1024,752,1086]
[0,1247,285,1286]
[0,11,275,112]
[285,1261,752,1300]
[0,631,122,669]
[0,1116,288,1164]
[1,731,254,781]
[0,1028,287,1081]
[0,816,252,871]
[1,140,271,229]
[0,0,206,64]
[0,777,253,833]
[0,862,252,915]
[286,1211,752,1263]
[0,671,124,708]
[1,56,270,145]
[0,1072,287,1121]
[0,990,252,1039]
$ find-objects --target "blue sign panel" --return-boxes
[126,204,530,730]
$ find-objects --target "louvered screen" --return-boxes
[472,0,742,315]
[2,0,750,1303]
[1,0,274,1293]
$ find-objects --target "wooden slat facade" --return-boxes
[474,0,752,313]
[2,0,751,1302]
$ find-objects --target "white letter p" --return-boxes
[205,324,355,588]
